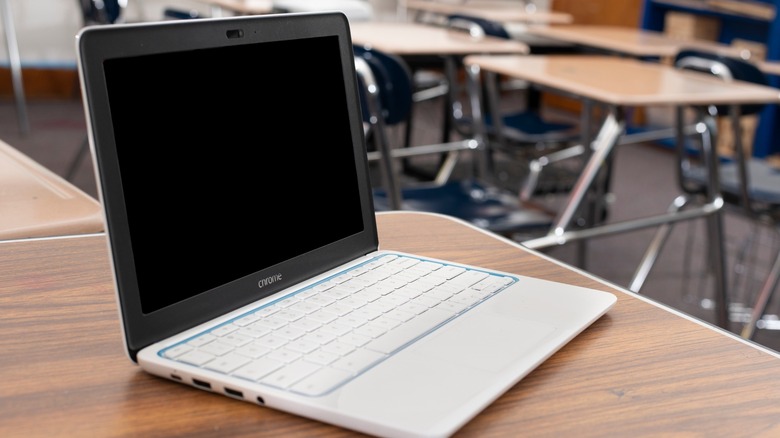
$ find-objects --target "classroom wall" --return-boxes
[1,0,397,67]
[1,0,550,98]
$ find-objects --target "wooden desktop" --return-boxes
[0,139,103,240]
[350,21,530,56]
[405,0,574,25]
[4,211,780,436]
[524,24,745,58]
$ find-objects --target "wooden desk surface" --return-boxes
[464,54,780,106]
[758,59,780,77]
[0,139,103,240]
[350,21,529,55]
[406,0,573,24]
[4,211,780,436]
[526,24,746,59]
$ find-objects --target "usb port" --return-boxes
[224,387,243,398]
[192,379,211,390]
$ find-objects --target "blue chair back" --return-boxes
[80,0,123,25]
[353,45,414,126]
[674,49,769,116]
[446,14,511,39]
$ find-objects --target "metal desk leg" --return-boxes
[699,109,729,329]
[465,63,489,180]
[630,105,691,293]
[551,106,625,237]
[0,0,29,135]
[575,99,595,269]
[631,106,729,329]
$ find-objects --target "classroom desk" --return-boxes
[525,24,746,59]
[349,22,528,137]
[5,211,780,436]
[0,138,103,240]
[350,21,530,57]
[522,24,780,159]
[405,0,573,24]
[463,55,780,329]
[350,21,529,195]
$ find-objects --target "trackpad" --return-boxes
[407,307,559,372]
[336,305,559,428]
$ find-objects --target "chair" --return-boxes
[442,14,588,203]
[629,49,780,339]
[163,8,204,20]
[78,0,124,25]
[445,14,579,148]
[353,45,555,240]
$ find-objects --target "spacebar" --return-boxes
[365,308,454,354]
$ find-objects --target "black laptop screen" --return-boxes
[103,35,364,314]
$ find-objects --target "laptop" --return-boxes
[76,12,616,438]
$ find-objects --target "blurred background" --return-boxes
[2,0,779,351]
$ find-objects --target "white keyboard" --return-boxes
[160,253,517,396]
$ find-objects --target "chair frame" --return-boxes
[628,51,780,337]
[353,55,479,211]
[355,47,559,240]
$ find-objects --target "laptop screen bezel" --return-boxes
[76,12,379,362]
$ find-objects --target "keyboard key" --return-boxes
[331,348,385,375]
[266,347,302,363]
[260,359,320,389]
[254,333,289,349]
[220,332,254,347]
[211,323,239,337]
[233,357,284,381]
[235,342,271,359]
[304,349,340,366]
[321,341,356,356]
[204,352,251,374]
[163,343,193,359]
[292,366,352,396]
[365,307,453,354]
[178,349,216,367]
[200,340,235,356]
[186,333,216,347]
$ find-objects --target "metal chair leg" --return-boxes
[1,0,30,135]
[629,195,690,293]
[741,248,780,340]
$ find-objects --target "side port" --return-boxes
[192,379,212,390]
[224,387,243,398]
[256,396,265,405]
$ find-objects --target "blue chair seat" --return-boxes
[686,158,780,205]
[491,112,573,136]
